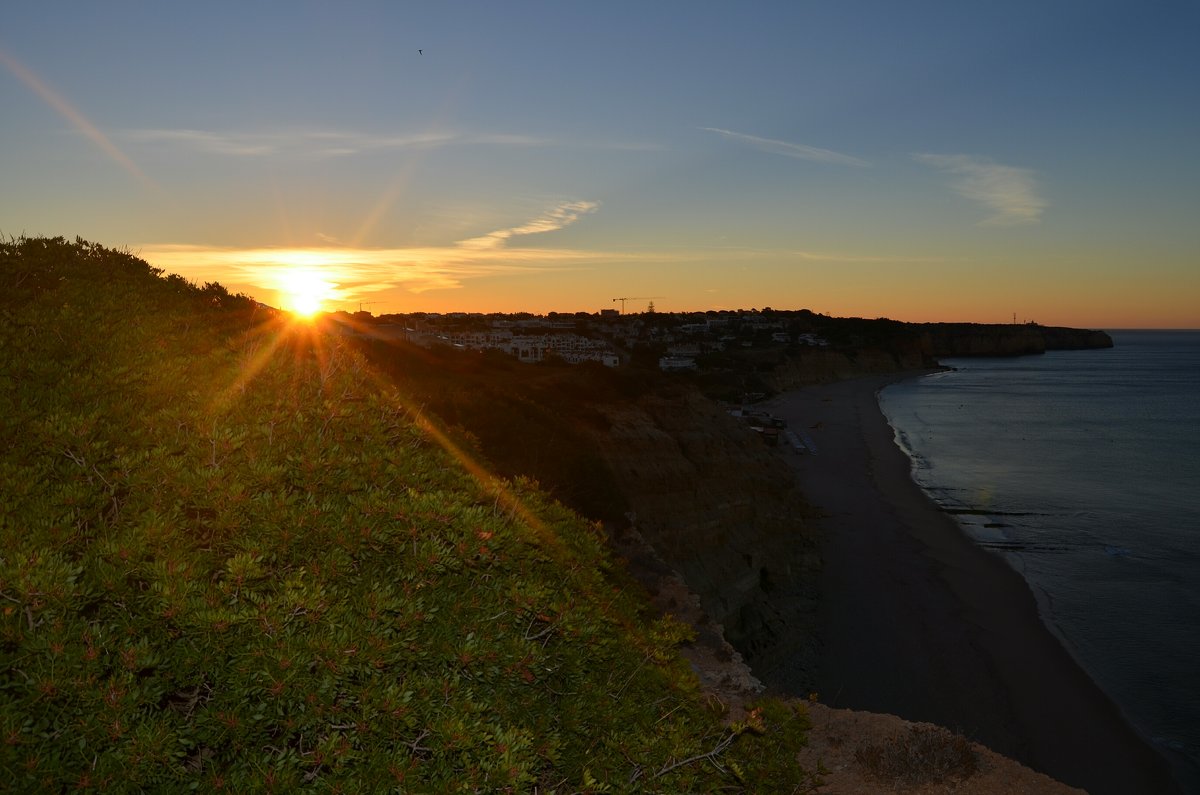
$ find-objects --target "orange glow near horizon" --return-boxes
[135,243,1199,330]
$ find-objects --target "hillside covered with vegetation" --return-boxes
[0,237,818,791]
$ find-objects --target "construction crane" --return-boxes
[357,301,380,313]
[611,296,664,314]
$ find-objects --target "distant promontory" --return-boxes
[917,323,1114,357]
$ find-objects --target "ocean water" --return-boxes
[878,330,1200,788]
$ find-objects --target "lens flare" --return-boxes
[279,268,336,317]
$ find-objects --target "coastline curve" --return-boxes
[763,373,1178,794]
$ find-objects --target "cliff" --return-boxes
[765,323,1112,390]
[768,345,931,391]
[581,388,823,687]
[917,323,1114,357]
[567,381,1093,794]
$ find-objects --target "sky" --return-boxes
[2,1,1198,328]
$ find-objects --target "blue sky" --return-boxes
[2,1,1197,325]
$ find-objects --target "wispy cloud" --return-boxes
[457,201,599,250]
[784,249,954,264]
[913,153,1046,226]
[688,246,956,265]
[646,242,953,265]
[1,48,157,191]
[120,126,664,162]
[124,129,285,156]
[121,128,548,158]
[702,127,868,167]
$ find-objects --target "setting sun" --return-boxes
[279,268,337,317]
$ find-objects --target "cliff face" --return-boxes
[582,389,821,685]
[767,324,1113,389]
[1040,325,1116,350]
[919,324,1113,357]
[572,322,1113,681]
[768,346,930,391]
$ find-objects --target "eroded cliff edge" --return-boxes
[581,388,823,689]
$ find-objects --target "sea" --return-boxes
[878,330,1200,790]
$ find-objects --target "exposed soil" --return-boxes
[798,703,1083,794]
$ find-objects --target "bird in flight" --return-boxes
[418,49,423,55]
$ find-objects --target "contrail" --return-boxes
[1,48,157,192]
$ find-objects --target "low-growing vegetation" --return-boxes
[0,237,819,791]
[854,724,980,787]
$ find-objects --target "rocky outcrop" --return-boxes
[584,388,821,687]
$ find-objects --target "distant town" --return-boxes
[326,307,831,372]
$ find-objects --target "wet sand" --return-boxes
[763,373,1178,795]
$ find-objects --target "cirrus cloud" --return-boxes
[121,128,546,158]
[914,153,1046,226]
[702,127,869,167]
[456,201,599,250]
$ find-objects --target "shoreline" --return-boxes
[762,372,1178,795]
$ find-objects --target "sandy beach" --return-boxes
[762,374,1178,795]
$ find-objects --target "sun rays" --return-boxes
[278,267,338,317]
[201,309,568,566]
